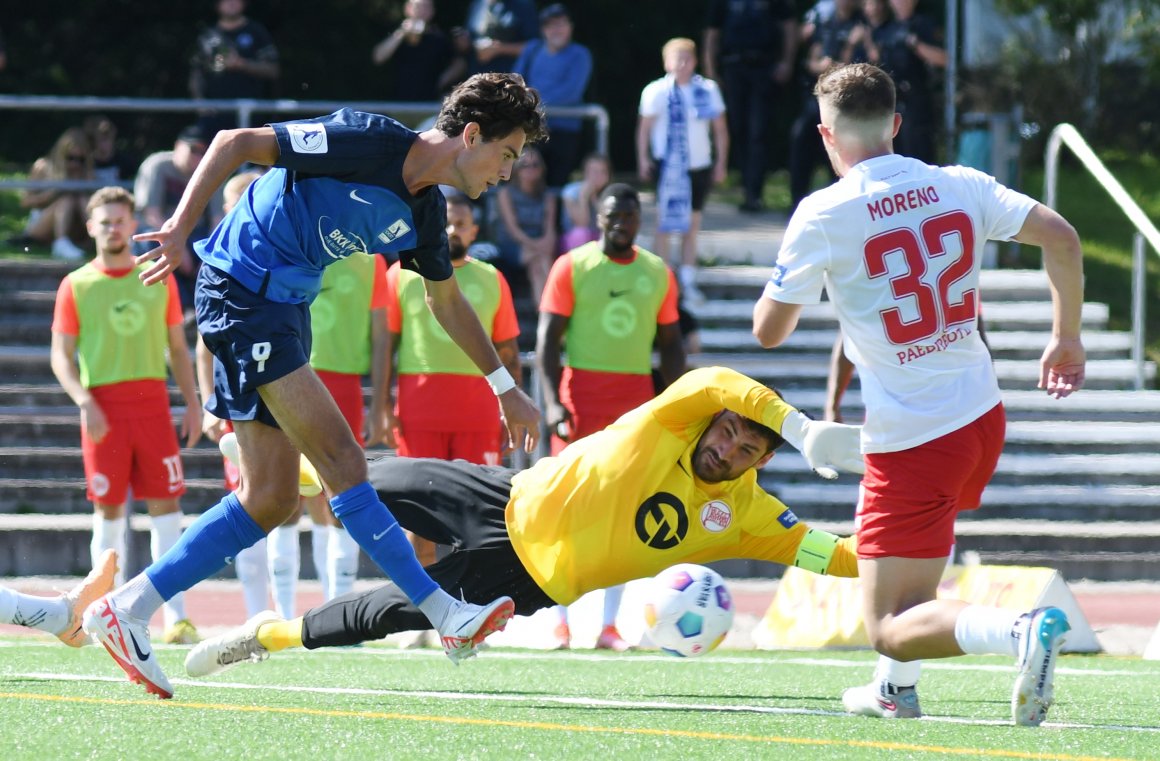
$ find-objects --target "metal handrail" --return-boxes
[1044,123,1159,390]
[0,95,611,156]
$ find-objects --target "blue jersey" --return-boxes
[196,109,452,304]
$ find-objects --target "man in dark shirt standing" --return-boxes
[190,0,280,135]
[703,0,797,213]
[372,0,466,101]
[874,0,947,163]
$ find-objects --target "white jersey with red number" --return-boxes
[763,154,1037,453]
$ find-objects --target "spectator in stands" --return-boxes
[372,0,466,101]
[702,0,797,213]
[49,186,202,645]
[83,115,135,185]
[875,0,947,163]
[20,127,94,260]
[190,0,280,135]
[0,551,117,648]
[455,0,539,74]
[513,4,592,189]
[134,124,224,315]
[494,146,558,303]
[637,37,728,306]
[537,183,686,651]
[787,0,864,212]
[559,152,610,253]
[0,25,6,71]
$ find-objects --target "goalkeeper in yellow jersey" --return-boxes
[185,366,865,673]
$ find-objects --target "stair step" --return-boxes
[691,354,1155,391]
[690,300,1111,332]
[698,328,1133,360]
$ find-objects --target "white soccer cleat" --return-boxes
[57,549,119,648]
[185,610,282,678]
[1012,606,1070,726]
[842,680,922,719]
[82,595,173,699]
[439,596,515,664]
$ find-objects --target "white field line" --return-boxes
[10,669,1160,734]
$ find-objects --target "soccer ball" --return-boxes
[643,564,734,657]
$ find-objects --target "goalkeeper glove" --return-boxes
[779,411,864,480]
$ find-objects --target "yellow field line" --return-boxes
[0,690,1142,761]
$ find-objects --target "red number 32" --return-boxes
[863,210,977,345]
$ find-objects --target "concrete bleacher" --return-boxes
[1,198,1158,581]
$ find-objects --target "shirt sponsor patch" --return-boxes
[777,509,799,529]
[770,264,788,287]
[287,123,328,154]
[378,219,412,244]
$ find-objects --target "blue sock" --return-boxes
[146,492,266,601]
[329,482,438,605]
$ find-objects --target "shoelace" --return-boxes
[217,637,267,666]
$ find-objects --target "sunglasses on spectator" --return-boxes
[66,154,87,163]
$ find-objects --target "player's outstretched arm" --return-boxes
[134,127,280,286]
[1014,204,1086,398]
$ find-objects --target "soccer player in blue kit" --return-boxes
[82,72,548,698]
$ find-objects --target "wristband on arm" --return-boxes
[485,366,517,396]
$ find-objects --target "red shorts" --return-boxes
[82,411,185,505]
[396,429,503,466]
[856,403,1006,559]
[318,370,365,446]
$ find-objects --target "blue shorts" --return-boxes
[195,265,312,428]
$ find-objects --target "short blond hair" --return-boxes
[86,186,134,216]
[662,37,696,61]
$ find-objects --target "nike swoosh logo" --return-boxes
[372,528,390,541]
[129,631,151,662]
[609,289,630,297]
[349,189,373,205]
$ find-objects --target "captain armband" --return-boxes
[793,528,840,575]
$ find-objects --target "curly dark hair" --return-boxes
[435,72,548,144]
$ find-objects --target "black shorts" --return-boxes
[301,456,556,648]
[653,162,713,211]
[195,264,312,428]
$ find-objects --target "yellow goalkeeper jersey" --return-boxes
[507,366,858,604]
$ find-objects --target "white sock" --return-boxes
[954,605,1022,656]
[150,512,187,627]
[679,264,697,287]
[0,587,70,634]
[117,572,165,623]
[554,604,569,626]
[235,539,271,618]
[311,523,330,598]
[327,525,359,601]
[92,514,127,587]
[417,588,459,633]
[267,524,300,620]
[602,585,625,628]
[874,656,922,689]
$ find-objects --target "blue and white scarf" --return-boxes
[657,75,719,234]
[657,77,692,234]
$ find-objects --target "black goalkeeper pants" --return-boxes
[301,456,556,649]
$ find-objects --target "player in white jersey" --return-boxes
[753,63,1085,726]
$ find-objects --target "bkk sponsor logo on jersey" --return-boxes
[317,216,368,260]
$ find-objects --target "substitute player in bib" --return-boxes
[753,63,1085,726]
[82,73,548,699]
[537,182,686,650]
[50,187,202,645]
[184,366,865,675]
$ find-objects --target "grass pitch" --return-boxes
[2,637,1158,760]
